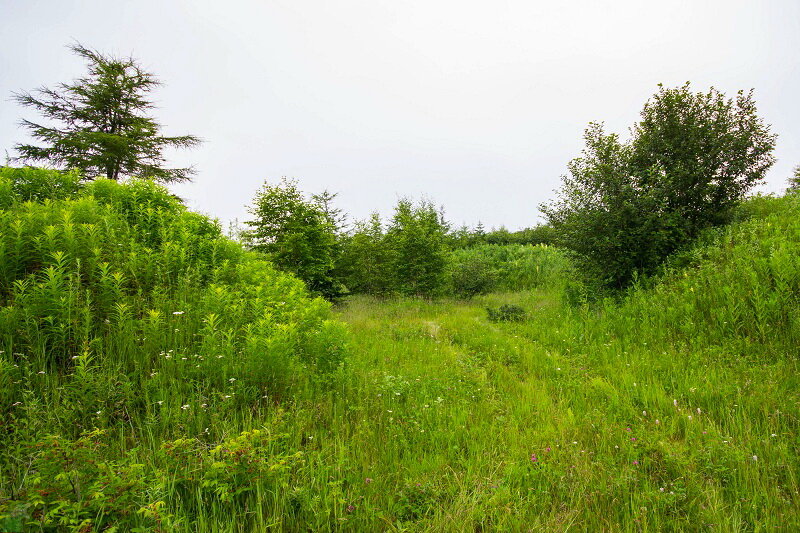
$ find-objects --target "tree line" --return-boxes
[7,43,792,301]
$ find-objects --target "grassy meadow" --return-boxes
[0,170,798,531]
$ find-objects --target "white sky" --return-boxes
[1,0,798,230]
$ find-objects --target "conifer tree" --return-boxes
[13,43,199,182]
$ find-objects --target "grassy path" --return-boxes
[321,290,799,531]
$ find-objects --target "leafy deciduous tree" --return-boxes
[542,83,776,289]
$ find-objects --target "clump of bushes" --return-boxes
[486,304,527,322]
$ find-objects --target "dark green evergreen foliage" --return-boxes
[788,165,800,192]
[448,223,555,248]
[542,83,776,289]
[337,213,394,295]
[383,198,449,297]
[337,199,449,297]
[13,44,200,182]
[246,178,343,299]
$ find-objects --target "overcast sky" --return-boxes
[1,0,798,230]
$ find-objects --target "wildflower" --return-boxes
[181,404,190,410]
[545,447,551,452]
[530,454,538,463]
[365,478,373,484]
[771,433,777,437]
[11,402,22,406]
[96,410,102,415]
[655,419,660,425]
[696,407,702,414]
[631,437,637,441]
[229,378,236,383]
[173,311,184,315]
[156,400,164,405]
[642,411,647,417]
[347,504,356,513]
[38,371,45,374]
[673,399,678,407]
[688,415,692,420]
[626,427,632,432]
[201,403,208,408]
[632,460,639,465]
[752,455,758,462]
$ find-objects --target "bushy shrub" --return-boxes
[0,166,83,204]
[448,253,497,298]
[384,198,449,297]
[485,304,527,322]
[0,167,348,401]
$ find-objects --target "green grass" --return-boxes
[1,173,799,531]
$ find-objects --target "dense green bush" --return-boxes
[384,199,449,297]
[336,214,394,295]
[0,166,83,206]
[542,84,776,289]
[338,199,450,297]
[246,178,343,299]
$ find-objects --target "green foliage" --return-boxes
[0,167,83,205]
[448,252,497,298]
[13,43,199,182]
[384,198,449,297]
[15,429,153,531]
[788,165,800,192]
[542,83,777,289]
[485,304,527,322]
[447,244,569,298]
[337,213,394,295]
[338,199,450,297]
[1,167,799,530]
[246,178,343,300]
